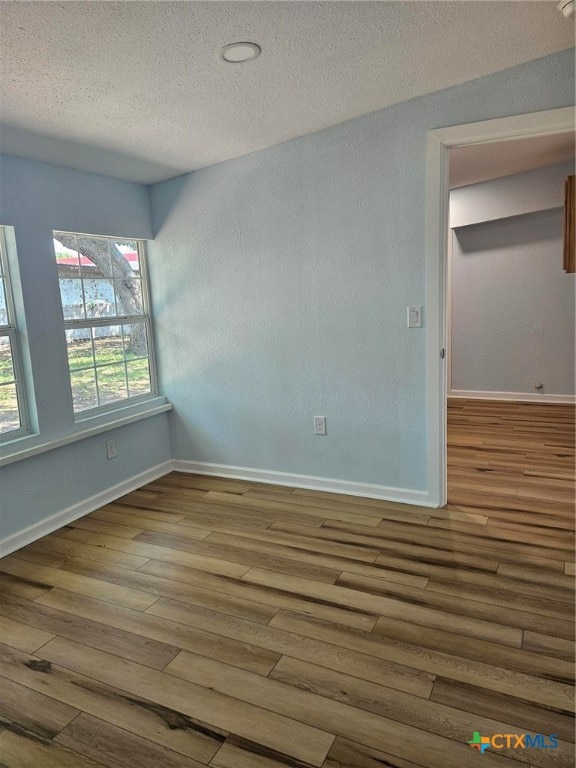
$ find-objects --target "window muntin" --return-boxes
[0,228,28,437]
[53,232,155,416]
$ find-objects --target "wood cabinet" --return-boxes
[564,175,575,273]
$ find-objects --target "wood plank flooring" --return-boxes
[0,400,574,767]
[447,399,575,525]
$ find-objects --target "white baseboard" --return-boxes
[449,389,576,404]
[1,458,432,558]
[172,459,431,507]
[0,460,172,558]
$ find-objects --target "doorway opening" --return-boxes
[446,133,575,517]
[425,106,575,509]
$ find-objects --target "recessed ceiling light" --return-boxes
[221,42,261,64]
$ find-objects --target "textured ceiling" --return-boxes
[0,1,574,184]
[449,132,576,188]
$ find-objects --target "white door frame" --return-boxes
[425,106,575,508]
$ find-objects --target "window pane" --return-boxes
[93,327,124,366]
[97,364,127,405]
[123,322,148,359]
[0,228,27,437]
[83,279,115,319]
[66,334,94,371]
[0,336,15,382]
[112,241,140,277]
[59,279,85,320]
[115,279,143,316]
[70,368,98,412]
[55,236,81,278]
[76,235,111,278]
[0,279,6,317]
[126,358,151,397]
[0,382,21,433]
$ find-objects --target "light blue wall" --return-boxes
[450,161,574,228]
[450,161,575,397]
[149,50,575,493]
[0,416,170,539]
[450,217,575,397]
[0,155,170,540]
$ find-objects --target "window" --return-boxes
[0,227,28,437]
[53,232,156,416]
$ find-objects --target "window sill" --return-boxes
[0,397,172,467]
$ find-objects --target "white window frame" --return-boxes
[0,227,29,439]
[53,232,158,419]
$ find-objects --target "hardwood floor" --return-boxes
[0,403,574,767]
[447,399,575,526]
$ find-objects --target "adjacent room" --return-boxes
[447,136,575,516]
[0,2,574,767]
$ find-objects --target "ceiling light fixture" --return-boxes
[221,42,261,63]
[558,0,575,18]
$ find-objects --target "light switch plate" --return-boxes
[407,305,422,328]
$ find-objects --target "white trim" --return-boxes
[429,107,576,146]
[446,229,453,399]
[172,459,431,507]
[0,397,172,467]
[0,460,172,558]
[425,131,449,508]
[449,390,576,404]
[426,106,575,508]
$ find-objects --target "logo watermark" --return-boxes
[468,732,559,753]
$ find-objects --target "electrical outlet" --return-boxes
[106,439,117,460]
[314,416,326,436]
